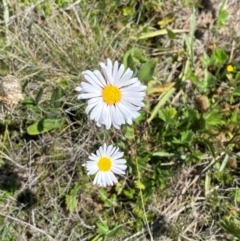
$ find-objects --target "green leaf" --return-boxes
[106,224,123,238]
[35,87,43,104]
[138,29,188,39]
[147,87,176,123]
[21,96,38,110]
[90,234,103,241]
[201,53,215,67]
[123,189,135,199]
[99,189,107,202]
[180,130,194,143]
[27,118,65,135]
[173,130,194,144]
[203,110,223,128]
[153,152,175,157]
[123,53,137,74]
[134,111,146,125]
[65,194,77,212]
[65,182,81,212]
[123,6,135,16]
[158,107,177,122]
[123,48,147,68]
[51,86,62,108]
[198,138,215,157]
[191,69,215,89]
[97,221,109,235]
[134,180,145,190]
[57,79,71,90]
[232,86,240,97]
[219,154,229,172]
[99,189,117,207]
[217,9,228,26]
[220,218,240,239]
[230,111,238,123]
[137,59,157,83]
[234,189,240,202]
[124,126,135,141]
[212,48,228,64]
[166,28,176,39]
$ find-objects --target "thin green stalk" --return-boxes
[181,7,196,82]
[0,123,8,166]
[135,158,153,241]
[3,0,10,45]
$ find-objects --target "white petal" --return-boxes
[112,61,119,80]
[85,100,99,114]
[113,123,120,129]
[118,77,139,87]
[93,172,101,185]
[101,103,112,130]
[116,68,133,87]
[78,93,101,99]
[90,101,104,121]
[111,167,126,175]
[104,65,114,85]
[121,92,145,98]
[102,143,107,156]
[121,99,141,111]
[112,160,127,165]
[115,64,125,83]
[117,101,139,120]
[99,62,114,85]
[99,172,108,187]
[81,82,102,92]
[110,105,122,127]
[105,145,114,156]
[107,59,113,72]
[75,86,82,91]
[104,172,113,186]
[108,171,118,184]
[111,152,124,160]
[82,70,104,88]
[88,97,102,105]
[93,70,107,86]
[122,97,145,107]
[114,105,126,125]
[89,154,98,161]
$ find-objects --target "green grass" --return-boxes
[0,0,240,240]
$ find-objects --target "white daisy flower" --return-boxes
[83,143,127,187]
[75,58,147,130]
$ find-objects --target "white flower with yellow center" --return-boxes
[75,59,146,129]
[83,143,127,187]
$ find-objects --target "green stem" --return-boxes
[135,158,153,241]
[3,0,10,45]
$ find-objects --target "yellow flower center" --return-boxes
[97,157,112,171]
[102,85,121,105]
[227,65,234,72]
